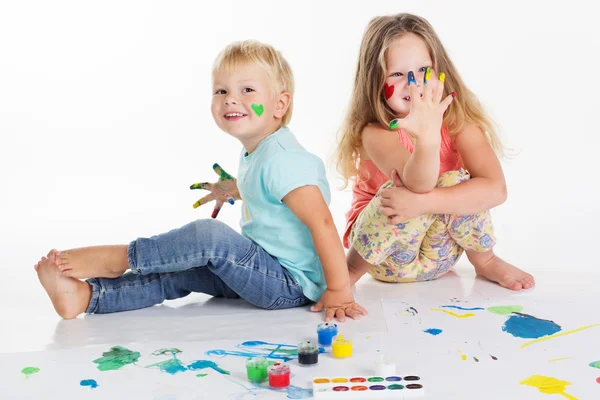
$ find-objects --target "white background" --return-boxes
[1,0,599,312]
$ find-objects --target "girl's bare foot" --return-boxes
[54,245,129,279]
[467,250,535,291]
[36,255,92,319]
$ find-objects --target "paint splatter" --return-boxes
[549,357,571,363]
[458,350,467,361]
[196,373,208,378]
[473,357,479,362]
[490,355,498,360]
[520,375,578,399]
[21,367,40,376]
[423,328,443,336]
[80,379,98,389]
[187,360,230,375]
[431,308,475,318]
[589,360,600,368]
[521,324,600,349]
[596,377,600,384]
[487,305,523,315]
[502,313,561,339]
[207,340,324,361]
[93,346,140,371]
[440,305,484,311]
[146,348,187,375]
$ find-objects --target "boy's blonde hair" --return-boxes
[336,13,504,188]
[213,40,294,126]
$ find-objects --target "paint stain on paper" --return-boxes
[93,346,141,371]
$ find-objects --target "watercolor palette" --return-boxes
[312,375,424,398]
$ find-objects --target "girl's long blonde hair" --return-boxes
[336,13,504,189]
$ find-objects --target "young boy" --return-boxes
[35,40,367,322]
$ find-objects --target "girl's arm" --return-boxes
[282,185,367,322]
[362,123,440,193]
[422,123,507,215]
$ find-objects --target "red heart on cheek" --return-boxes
[384,83,394,100]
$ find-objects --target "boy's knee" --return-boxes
[436,169,470,188]
[190,218,232,243]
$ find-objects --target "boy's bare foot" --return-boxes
[467,250,535,291]
[36,256,92,319]
[53,245,129,279]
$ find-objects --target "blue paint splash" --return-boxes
[187,360,230,375]
[146,349,230,375]
[502,313,562,339]
[207,340,325,361]
[440,305,484,311]
[80,379,98,389]
[423,328,443,336]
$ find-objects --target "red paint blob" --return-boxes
[384,83,395,100]
[596,377,600,384]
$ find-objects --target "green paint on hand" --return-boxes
[487,305,523,315]
[93,346,141,371]
[21,367,40,376]
[196,373,208,377]
[590,360,600,369]
[251,104,264,117]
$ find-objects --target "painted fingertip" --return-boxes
[451,91,457,98]
[439,72,446,83]
[389,119,399,129]
[407,71,417,86]
[228,198,235,205]
[424,67,432,84]
[211,207,220,218]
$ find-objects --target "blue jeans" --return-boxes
[85,219,311,314]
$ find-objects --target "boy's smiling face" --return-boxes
[211,63,289,153]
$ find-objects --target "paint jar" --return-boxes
[245,357,268,382]
[317,323,338,346]
[297,341,319,366]
[375,352,396,376]
[268,362,290,387]
[331,335,352,358]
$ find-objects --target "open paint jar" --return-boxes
[297,341,319,365]
[245,357,268,382]
[317,323,338,346]
[268,362,290,387]
[331,335,352,358]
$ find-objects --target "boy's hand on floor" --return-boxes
[311,287,368,322]
[190,163,241,218]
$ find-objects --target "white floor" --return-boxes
[2,258,600,399]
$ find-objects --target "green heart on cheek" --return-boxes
[251,104,264,117]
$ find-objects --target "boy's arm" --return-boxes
[362,123,440,193]
[282,185,367,322]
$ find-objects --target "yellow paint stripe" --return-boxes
[430,308,475,318]
[520,324,600,349]
[548,357,571,362]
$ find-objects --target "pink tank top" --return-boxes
[342,126,462,248]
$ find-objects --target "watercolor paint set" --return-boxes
[312,375,424,398]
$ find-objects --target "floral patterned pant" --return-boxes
[348,170,496,283]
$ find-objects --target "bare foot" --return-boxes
[54,245,129,279]
[467,250,535,291]
[36,256,92,319]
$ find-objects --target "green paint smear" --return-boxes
[152,348,182,356]
[590,360,600,369]
[93,346,140,371]
[21,367,40,375]
[196,373,208,377]
[487,305,523,315]
[146,358,187,375]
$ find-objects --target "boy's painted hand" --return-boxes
[389,69,454,142]
[190,163,241,219]
[311,287,368,322]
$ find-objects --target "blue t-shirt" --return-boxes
[237,126,330,302]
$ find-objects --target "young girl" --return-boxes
[34,40,366,322]
[336,13,534,290]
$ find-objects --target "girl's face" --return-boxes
[383,33,433,118]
